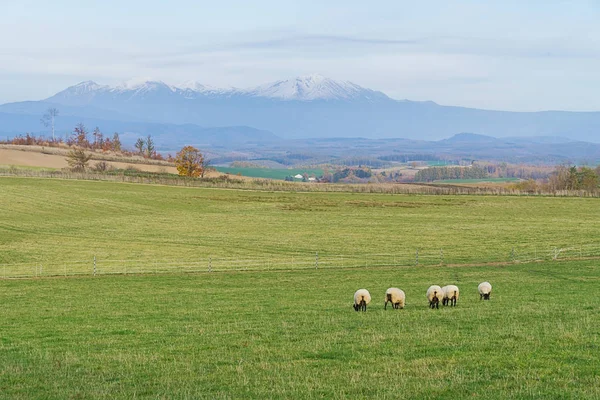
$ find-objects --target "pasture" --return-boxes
[1,262,599,398]
[1,177,599,271]
[1,177,600,397]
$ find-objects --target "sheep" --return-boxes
[442,285,460,307]
[478,282,492,300]
[426,285,443,309]
[353,289,371,312]
[384,288,405,310]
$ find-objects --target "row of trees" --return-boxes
[414,166,489,182]
[6,122,171,161]
[65,144,209,178]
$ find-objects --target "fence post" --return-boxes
[511,247,515,263]
[93,256,96,276]
[315,252,318,269]
[209,257,212,272]
[440,248,444,265]
[415,249,419,266]
[553,247,558,260]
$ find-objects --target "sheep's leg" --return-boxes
[384,301,388,310]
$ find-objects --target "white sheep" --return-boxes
[478,282,492,300]
[353,289,371,312]
[442,285,460,307]
[384,288,405,310]
[426,285,443,309]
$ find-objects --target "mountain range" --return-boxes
[0,74,599,147]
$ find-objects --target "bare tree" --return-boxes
[134,138,145,155]
[145,135,155,158]
[41,108,59,141]
[201,157,212,178]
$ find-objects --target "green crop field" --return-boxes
[215,166,323,180]
[1,177,600,398]
[433,178,521,184]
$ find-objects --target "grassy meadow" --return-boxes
[1,262,599,398]
[1,176,600,398]
[1,177,599,274]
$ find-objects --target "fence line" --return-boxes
[1,243,599,280]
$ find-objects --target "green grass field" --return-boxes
[0,177,598,273]
[1,262,599,398]
[1,177,600,398]
[215,166,323,180]
[432,178,521,184]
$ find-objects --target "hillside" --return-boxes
[1,75,600,143]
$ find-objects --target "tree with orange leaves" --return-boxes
[175,146,204,177]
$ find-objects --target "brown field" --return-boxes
[0,148,178,173]
[0,146,254,179]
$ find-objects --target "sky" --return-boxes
[1,0,599,111]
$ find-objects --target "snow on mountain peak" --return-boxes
[243,74,383,101]
[114,79,175,93]
[47,74,391,103]
[64,81,109,95]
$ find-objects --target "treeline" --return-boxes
[514,165,600,192]
[3,123,166,161]
[482,163,554,180]
[378,154,450,163]
[320,167,403,184]
[414,166,489,182]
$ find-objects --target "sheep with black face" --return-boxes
[353,289,371,312]
[478,282,492,300]
[426,285,443,309]
[384,288,405,310]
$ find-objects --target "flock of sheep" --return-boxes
[353,282,492,311]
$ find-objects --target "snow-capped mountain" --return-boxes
[46,74,390,105]
[243,74,389,101]
[2,74,600,142]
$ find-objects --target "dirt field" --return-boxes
[0,148,179,173]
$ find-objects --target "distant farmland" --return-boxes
[215,166,323,180]
[433,178,521,184]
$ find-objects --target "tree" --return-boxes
[135,138,145,155]
[175,146,204,177]
[92,127,103,149]
[65,149,93,171]
[41,108,59,141]
[145,135,155,158]
[112,133,122,152]
[200,157,212,178]
[72,123,89,147]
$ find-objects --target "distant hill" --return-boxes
[0,111,279,149]
[1,74,599,143]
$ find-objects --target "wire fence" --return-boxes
[2,243,600,279]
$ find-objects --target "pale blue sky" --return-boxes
[1,0,599,111]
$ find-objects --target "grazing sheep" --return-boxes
[353,289,371,312]
[478,282,492,300]
[442,285,460,307]
[384,288,406,310]
[426,285,443,309]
